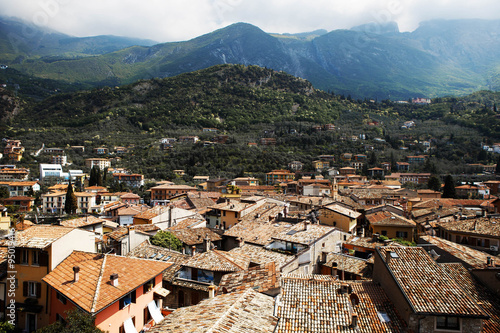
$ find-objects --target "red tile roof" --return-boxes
[43,251,171,314]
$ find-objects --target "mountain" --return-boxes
[2,18,500,99]
[0,16,157,60]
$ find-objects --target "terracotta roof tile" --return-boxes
[170,228,222,246]
[10,225,76,249]
[229,244,294,270]
[324,253,372,278]
[366,211,416,227]
[377,247,487,317]
[217,262,280,295]
[436,217,500,237]
[271,222,335,246]
[150,289,277,333]
[43,251,171,314]
[183,250,250,272]
[61,216,109,228]
[276,274,408,333]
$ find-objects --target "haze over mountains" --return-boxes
[1,16,500,99]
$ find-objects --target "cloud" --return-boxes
[0,0,498,42]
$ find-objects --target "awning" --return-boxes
[154,287,170,298]
[123,317,138,333]
[148,301,164,324]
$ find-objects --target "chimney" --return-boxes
[204,234,211,252]
[386,251,392,265]
[191,245,197,256]
[73,266,80,282]
[208,285,216,298]
[487,256,492,267]
[351,313,358,328]
[110,273,119,287]
[237,237,244,248]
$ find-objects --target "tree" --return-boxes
[442,175,456,198]
[0,187,8,199]
[369,151,377,166]
[427,175,441,192]
[150,231,182,251]
[89,166,102,187]
[36,309,104,333]
[64,179,78,215]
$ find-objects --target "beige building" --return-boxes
[318,203,361,234]
[85,158,111,170]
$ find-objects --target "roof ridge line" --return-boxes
[90,254,107,314]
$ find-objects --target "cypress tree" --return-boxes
[442,175,456,198]
[64,179,78,215]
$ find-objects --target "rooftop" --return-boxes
[183,250,251,272]
[150,289,277,333]
[276,274,408,333]
[436,217,500,237]
[377,246,487,317]
[43,251,171,314]
[366,211,416,227]
[9,225,76,249]
[60,216,109,228]
[324,253,372,278]
[271,222,335,246]
[229,243,293,270]
[322,203,362,219]
[217,262,280,295]
[170,227,222,246]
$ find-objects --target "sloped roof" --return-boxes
[61,216,108,228]
[323,203,362,219]
[366,211,416,227]
[11,225,75,249]
[229,244,293,270]
[276,274,408,333]
[324,253,372,278]
[436,217,500,237]
[377,247,487,317]
[217,262,280,295]
[170,227,222,246]
[440,263,500,333]
[149,289,277,333]
[271,222,335,246]
[419,235,495,269]
[43,251,171,314]
[183,250,250,272]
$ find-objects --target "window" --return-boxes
[56,313,66,326]
[119,290,136,309]
[144,306,152,325]
[32,250,40,266]
[381,230,388,236]
[23,281,41,298]
[143,278,155,294]
[396,231,408,239]
[21,249,29,265]
[436,316,460,330]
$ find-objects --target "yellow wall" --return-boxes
[318,209,356,233]
[14,248,51,331]
[370,225,414,241]
[220,210,240,229]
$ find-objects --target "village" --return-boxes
[0,137,499,333]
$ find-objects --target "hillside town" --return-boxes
[0,137,500,333]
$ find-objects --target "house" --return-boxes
[339,166,356,175]
[104,225,159,255]
[93,147,109,154]
[412,97,431,104]
[150,289,277,333]
[1,196,34,212]
[0,167,29,181]
[312,160,329,170]
[206,199,265,229]
[265,222,345,275]
[373,246,488,332]
[318,203,361,234]
[276,274,408,332]
[217,262,281,296]
[259,138,276,145]
[85,158,111,170]
[0,181,40,197]
[417,189,442,200]
[230,177,259,186]
[406,155,427,164]
[395,162,410,171]
[133,206,198,228]
[3,139,24,161]
[265,170,294,185]
[41,191,97,214]
[436,217,500,251]
[43,251,171,333]
[113,173,145,187]
[341,153,353,162]
[43,147,65,154]
[120,192,141,205]
[319,252,372,280]
[367,167,384,178]
[366,211,416,241]
[8,225,95,332]
[60,215,116,236]
[288,160,303,171]
[168,249,252,307]
[39,164,64,180]
[169,227,223,255]
[386,173,430,185]
[150,185,197,205]
[178,136,199,144]
[456,184,490,199]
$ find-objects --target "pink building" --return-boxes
[43,251,171,333]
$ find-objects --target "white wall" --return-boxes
[51,229,96,270]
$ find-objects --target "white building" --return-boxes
[39,164,63,180]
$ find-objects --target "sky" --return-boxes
[0,0,499,42]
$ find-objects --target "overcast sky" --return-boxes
[1,0,499,42]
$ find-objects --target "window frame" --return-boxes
[32,250,40,266]
[435,316,461,331]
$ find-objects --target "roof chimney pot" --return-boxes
[73,266,80,282]
[110,273,119,287]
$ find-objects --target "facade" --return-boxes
[51,155,68,166]
[318,204,361,234]
[39,164,64,180]
[85,158,111,170]
[436,217,500,251]
[10,225,95,332]
[0,181,40,197]
[150,185,197,205]
[265,170,294,185]
[373,247,488,332]
[41,191,97,214]
[43,251,171,333]
[112,173,145,187]
[366,211,416,241]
